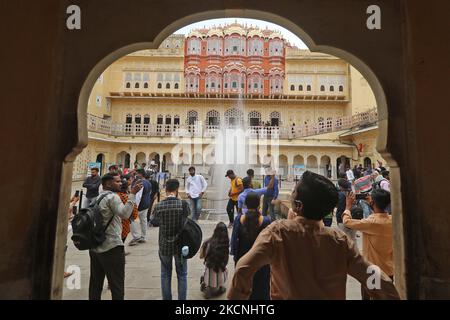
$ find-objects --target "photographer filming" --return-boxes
[342,189,394,300]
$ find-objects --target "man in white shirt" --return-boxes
[346,167,355,182]
[186,166,207,221]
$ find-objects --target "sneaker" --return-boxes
[138,237,147,243]
[128,238,140,246]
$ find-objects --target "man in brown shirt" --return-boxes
[343,189,394,299]
[227,171,399,300]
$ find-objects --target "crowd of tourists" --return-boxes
[68,159,398,300]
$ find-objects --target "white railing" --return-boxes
[88,108,378,139]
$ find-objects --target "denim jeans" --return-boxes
[159,253,187,300]
[131,208,148,240]
[189,197,202,221]
[262,195,275,221]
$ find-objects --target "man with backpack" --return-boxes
[88,172,142,300]
[152,179,190,300]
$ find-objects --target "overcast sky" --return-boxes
[175,18,308,49]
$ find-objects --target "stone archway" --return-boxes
[51,5,407,300]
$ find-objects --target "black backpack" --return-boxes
[71,192,114,250]
[166,200,203,259]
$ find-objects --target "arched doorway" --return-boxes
[364,157,372,170]
[95,153,105,175]
[55,8,406,301]
[337,155,350,178]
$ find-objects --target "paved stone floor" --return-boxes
[63,207,362,300]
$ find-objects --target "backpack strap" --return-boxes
[94,191,115,232]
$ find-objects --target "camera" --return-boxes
[355,193,368,200]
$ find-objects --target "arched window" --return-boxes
[125,82,131,88]
[187,110,198,125]
[157,114,163,124]
[206,110,220,126]
[157,83,162,89]
[270,111,280,126]
[135,82,140,89]
[330,85,334,92]
[125,114,132,124]
[174,83,179,89]
[307,85,311,91]
[135,114,141,124]
[339,85,344,92]
[166,83,170,89]
[143,82,148,89]
[174,115,180,125]
[143,114,150,124]
[299,85,303,91]
[320,85,325,91]
[248,110,262,126]
[290,85,295,91]
[225,108,244,126]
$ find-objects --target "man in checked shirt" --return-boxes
[152,179,190,300]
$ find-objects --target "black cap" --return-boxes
[225,169,234,177]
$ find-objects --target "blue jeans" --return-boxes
[159,253,187,300]
[262,195,275,221]
[190,197,202,221]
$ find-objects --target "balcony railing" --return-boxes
[87,108,378,139]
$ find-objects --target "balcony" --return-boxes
[87,108,378,140]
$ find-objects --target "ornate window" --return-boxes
[290,85,295,91]
[270,111,280,126]
[174,83,179,89]
[206,110,220,126]
[269,39,283,56]
[339,85,344,92]
[248,38,263,56]
[135,82,140,89]
[299,85,303,91]
[307,85,311,91]
[125,114,132,124]
[225,108,244,126]
[166,83,170,89]
[157,83,162,89]
[248,110,262,126]
[135,114,142,124]
[207,37,221,54]
[124,72,132,89]
[174,115,180,125]
[143,114,150,124]
[187,110,198,125]
[320,85,325,91]
[330,85,334,92]
[187,37,201,54]
[143,82,148,89]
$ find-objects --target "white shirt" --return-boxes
[380,179,391,192]
[186,174,207,198]
[346,169,355,181]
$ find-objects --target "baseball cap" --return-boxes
[225,169,234,177]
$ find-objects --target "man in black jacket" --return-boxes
[83,167,101,207]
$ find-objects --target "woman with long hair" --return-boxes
[199,222,230,299]
[230,191,271,300]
